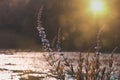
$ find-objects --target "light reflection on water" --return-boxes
[0,52,120,80]
[0,52,49,80]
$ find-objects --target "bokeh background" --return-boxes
[0,0,120,52]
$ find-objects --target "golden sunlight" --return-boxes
[90,0,105,14]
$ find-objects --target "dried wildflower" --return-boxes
[36,7,119,80]
[37,6,52,52]
[109,53,113,68]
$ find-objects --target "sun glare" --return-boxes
[90,0,105,13]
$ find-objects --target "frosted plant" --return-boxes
[36,7,119,80]
[56,28,62,52]
[36,7,69,80]
[37,6,52,52]
[95,25,105,54]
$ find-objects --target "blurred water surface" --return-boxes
[0,52,50,80]
[0,51,119,80]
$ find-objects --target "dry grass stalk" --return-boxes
[37,7,119,80]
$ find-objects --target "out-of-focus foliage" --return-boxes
[0,0,119,52]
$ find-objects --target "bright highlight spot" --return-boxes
[90,0,104,13]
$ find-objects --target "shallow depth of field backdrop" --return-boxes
[0,0,120,52]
